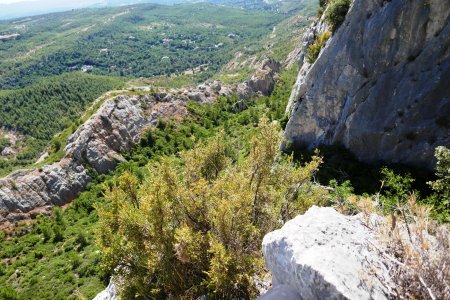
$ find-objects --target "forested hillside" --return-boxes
[0,3,284,89]
[0,0,315,175]
[0,73,123,175]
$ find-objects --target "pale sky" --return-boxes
[0,0,40,3]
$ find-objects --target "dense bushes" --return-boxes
[324,0,352,32]
[0,138,11,153]
[306,31,331,63]
[0,183,108,299]
[425,146,450,222]
[96,118,326,299]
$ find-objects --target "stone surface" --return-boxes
[257,284,301,300]
[285,0,450,170]
[92,279,116,300]
[262,206,389,300]
[0,158,90,224]
[237,58,281,99]
[65,95,149,174]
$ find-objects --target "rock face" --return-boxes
[285,0,450,169]
[0,158,90,223]
[93,279,116,300]
[0,85,223,224]
[65,96,150,174]
[238,58,281,99]
[262,206,389,300]
[257,284,301,300]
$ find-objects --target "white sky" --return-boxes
[0,0,40,3]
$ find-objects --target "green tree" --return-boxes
[426,146,450,222]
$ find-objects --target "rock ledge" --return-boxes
[262,206,389,300]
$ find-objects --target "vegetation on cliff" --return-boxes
[0,0,448,299]
[0,66,300,299]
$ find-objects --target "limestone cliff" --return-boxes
[285,0,450,169]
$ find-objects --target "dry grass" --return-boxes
[360,195,450,299]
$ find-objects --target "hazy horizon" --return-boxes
[0,0,186,20]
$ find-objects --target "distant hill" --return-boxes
[0,0,307,20]
[0,0,190,20]
[0,3,283,89]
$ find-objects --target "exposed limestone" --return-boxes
[238,58,281,99]
[92,279,116,300]
[257,284,301,300]
[65,95,148,174]
[0,60,281,223]
[262,206,390,300]
[285,0,450,169]
[0,158,90,224]
[0,89,206,223]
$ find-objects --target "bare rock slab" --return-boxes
[262,206,389,300]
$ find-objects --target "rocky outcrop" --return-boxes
[65,96,150,174]
[285,0,450,169]
[0,158,90,223]
[0,59,282,224]
[238,58,281,99]
[0,83,227,225]
[261,206,390,300]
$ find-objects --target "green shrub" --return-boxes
[0,138,11,153]
[426,146,450,222]
[68,252,82,270]
[34,251,44,260]
[380,168,415,213]
[96,117,326,299]
[306,31,331,63]
[0,287,20,300]
[75,232,89,251]
[325,0,352,32]
[52,225,64,243]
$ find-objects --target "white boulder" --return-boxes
[262,206,389,299]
